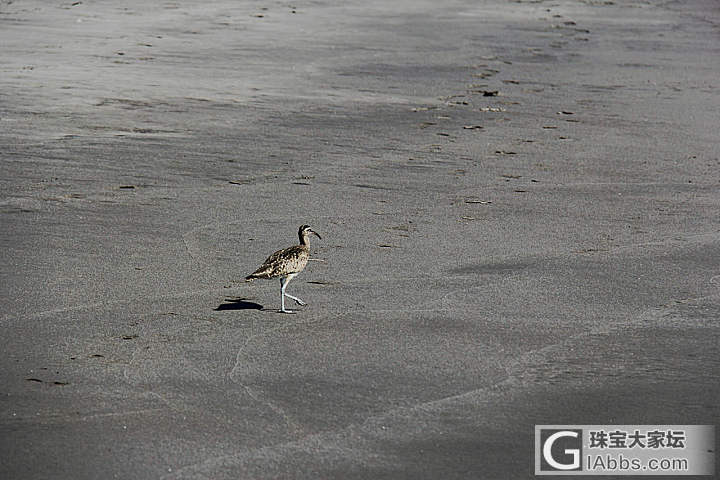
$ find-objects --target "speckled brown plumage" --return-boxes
[245,244,310,280]
[245,225,322,313]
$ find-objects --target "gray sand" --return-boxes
[1,0,719,478]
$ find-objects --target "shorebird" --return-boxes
[245,225,322,313]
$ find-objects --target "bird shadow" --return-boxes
[214,297,264,311]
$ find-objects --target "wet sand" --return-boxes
[1,0,719,478]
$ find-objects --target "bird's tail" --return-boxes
[245,271,271,281]
[246,265,273,281]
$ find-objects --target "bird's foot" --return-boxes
[284,293,307,307]
[278,308,297,314]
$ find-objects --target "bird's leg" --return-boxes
[279,276,295,313]
[283,273,306,306]
[281,273,306,310]
[285,293,306,306]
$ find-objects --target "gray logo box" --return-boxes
[535,425,715,476]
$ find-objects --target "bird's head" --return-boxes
[298,224,322,243]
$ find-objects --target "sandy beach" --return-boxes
[1,0,719,478]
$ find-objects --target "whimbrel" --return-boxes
[245,225,322,313]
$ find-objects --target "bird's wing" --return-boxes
[276,246,309,273]
[247,245,309,278]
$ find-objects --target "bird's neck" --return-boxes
[299,233,309,246]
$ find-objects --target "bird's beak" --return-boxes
[312,230,322,240]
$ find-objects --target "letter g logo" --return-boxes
[543,431,580,470]
[536,428,583,473]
